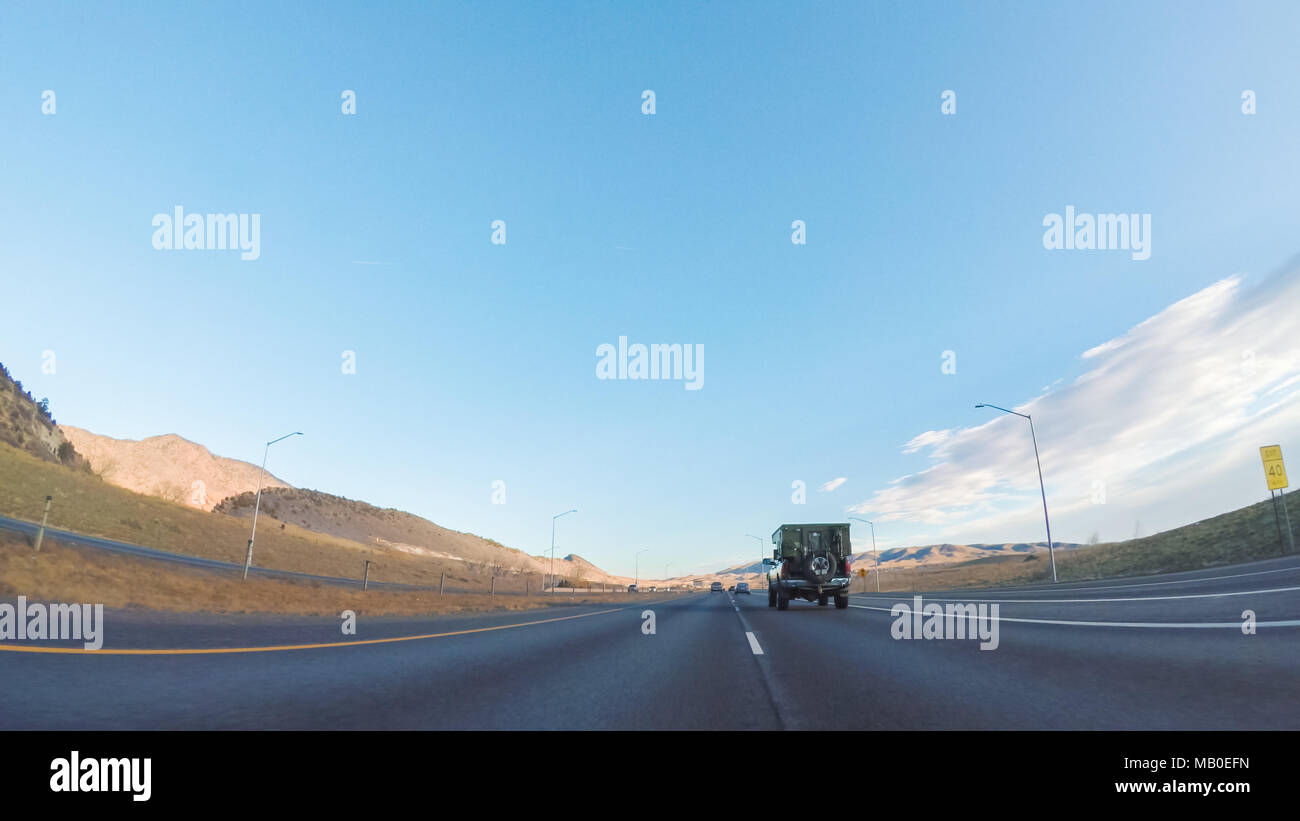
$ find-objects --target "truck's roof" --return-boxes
[771,522,851,538]
[773,522,851,529]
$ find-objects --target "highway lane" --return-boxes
[0,595,779,730]
[1,558,1297,729]
[791,557,1300,728]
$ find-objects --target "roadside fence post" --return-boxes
[34,495,52,552]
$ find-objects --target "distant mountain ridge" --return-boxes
[214,486,627,583]
[51,418,628,584]
[865,541,1084,568]
[681,541,1084,586]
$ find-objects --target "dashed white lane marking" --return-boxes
[745,631,764,654]
[847,604,1300,628]
[850,585,1300,605]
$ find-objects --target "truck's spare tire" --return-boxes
[807,551,835,583]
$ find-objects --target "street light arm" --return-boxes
[975,403,1029,420]
[244,431,302,580]
[977,402,1056,583]
[848,516,880,592]
[549,509,578,594]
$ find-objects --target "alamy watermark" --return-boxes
[596,336,703,390]
[151,206,261,261]
[1042,206,1150,261]
[50,752,150,802]
[0,596,104,650]
[890,595,999,650]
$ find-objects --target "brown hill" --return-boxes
[0,359,626,586]
[58,426,290,511]
[0,361,81,467]
[685,541,1085,588]
[214,486,627,584]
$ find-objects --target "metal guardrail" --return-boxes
[0,513,653,597]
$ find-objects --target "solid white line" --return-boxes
[847,604,1300,628]
[849,585,1300,605]
[745,631,764,654]
[930,564,1300,595]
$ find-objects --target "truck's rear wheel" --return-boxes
[835,593,849,609]
[777,591,789,611]
[767,587,776,607]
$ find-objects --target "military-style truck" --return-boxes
[763,523,853,610]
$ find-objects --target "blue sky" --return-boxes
[2,1,1299,577]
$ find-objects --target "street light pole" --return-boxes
[635,548,649,588]
[977,403,1057,583]
[244,431,302,580]
[550,508,578,594]
[848,516,880,592]
[746,534,765,589]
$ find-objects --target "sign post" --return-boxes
[1261,446,1293,553]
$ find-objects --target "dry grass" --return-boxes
[7,435,1293,602]
[0,443,557,592]
[848,488,1300,591]
[846,554,1054,593]
[0,532,676,617]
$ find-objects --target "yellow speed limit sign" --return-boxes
[857,568,866,577]
[1261,445,1289,490]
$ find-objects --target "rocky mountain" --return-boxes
[53,419,628,584]
[58,426,290,511]
[0,361,81,466]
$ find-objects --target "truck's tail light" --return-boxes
[845,558,852,575]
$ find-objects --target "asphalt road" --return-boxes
[2,554,1298,729]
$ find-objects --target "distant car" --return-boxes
[648,586,657,592]
[627,584,639,593]
[728,585,735,592]
[710,582,724,592]
[735,582,750,595]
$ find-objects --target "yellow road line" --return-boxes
[0,606,626,656]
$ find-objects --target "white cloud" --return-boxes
[819,477,847,492]
[850,259,1300,544]
[901,429,951,454]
